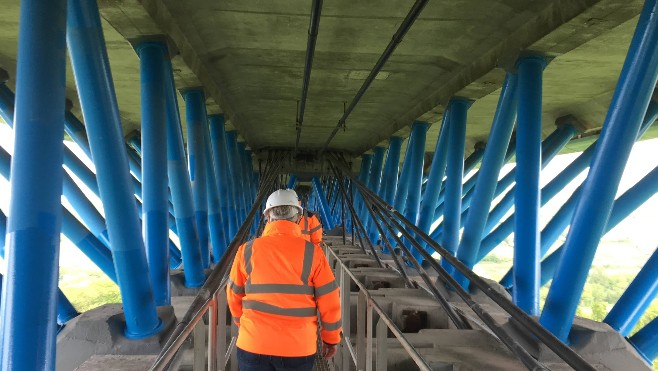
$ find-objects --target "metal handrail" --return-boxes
[150,155,283,370]
[326,245,432,371]
[331,154,596,371]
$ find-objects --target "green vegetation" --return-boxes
[59,266,120,312]
[478,253,658,369]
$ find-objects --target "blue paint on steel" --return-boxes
[513,55,546,315]
[312,177,335,230]
[417,113,450,252]
[605,247,658,336]
[380,137,403,203]
[183,89,211,268]
[226,132,246,223]
[0,210,5,257]
[432,145,503,225]
[202,113,228,261]
[0,82,15,124]
[64,110,92,159]
[209,115,238,241]
[480,124,574,238]
[403,121,429,261]
[67,0,162,338]
[454,73,518,288]
[356,154,373,221]
[0,0,67,366]
[537,164,658,287]
[364,147,386,241]
[163,58,205,287]
[56,289,79,325]
[393,135,414,215]
[540,0,658,341]
[629,315,658,363]
[137,41,171,305]
[237,143,252,210]
[441,100,469,272]
[288,175,298,190]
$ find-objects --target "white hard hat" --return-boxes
[263,189,303,216]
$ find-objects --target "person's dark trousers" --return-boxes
[237,348,315,371]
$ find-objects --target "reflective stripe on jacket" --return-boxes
[298,210,322,245]
[227,220,341,357]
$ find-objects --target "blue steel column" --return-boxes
[514,55,546,315]
[56,289,79,325]
[356,154,373,220]
[455,73,518,288]
[605,248,658,336]
[417,112,450,249]
[226,131,246,223]
[288,175,298,189]
[365,147,386,241]
[0,0,67,367]
[183,89,211,268]
[163,59,205,286]
[68,0,161,338]
[393,135,414,214]
[403,121,429,260]
[209,115,238,241]
[629,316,658,363]
[441,100,470,271]
[537,164,658,286]
[312,177,336,230]
[203,112,229,260]
[137,41,170,305]
[380,137,402,202]
[541,0,658,341]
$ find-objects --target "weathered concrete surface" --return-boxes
[56,304,176,371]
[75,355,156,371]
[0,1,648,159]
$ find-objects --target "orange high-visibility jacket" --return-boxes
[298,210,323,245]
[227,220,341,357]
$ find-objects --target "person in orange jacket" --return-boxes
[227,189,342,371]
[298,201,323,246]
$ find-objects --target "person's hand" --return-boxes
[321,342,338,360]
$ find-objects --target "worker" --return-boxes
[298,196,323,246]
[227,189,342,370]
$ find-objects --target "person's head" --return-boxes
[263,189,304,223]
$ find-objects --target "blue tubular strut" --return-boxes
[312,176,336,230]
[137,41,171,306]
[513,55,547,315]
[0,146,117,282]
[234,141,249,220]
[380,137,403,203]
[0,86,182,269]
[454,73,518,288]
[356,154,373,221]
[163,59,205,287]
[403,121,429,260]
[203,113,229,261]
[56,289,79,325]
[209,115,238,241]
[0,0,67,367]
[479,123,576,237]
[364,146,386,241]
[605,247,658,337]
[288,174,298,190]
[495,100,658,285]
[67,0,162,338]
[441,99,469,272]
[183,89,211,268]
[417,112,450,252]
[393,135,414,215]
[538,164,658,287]
[630,316,658,363]
[540,0,658,341]
[226,132,245,223]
